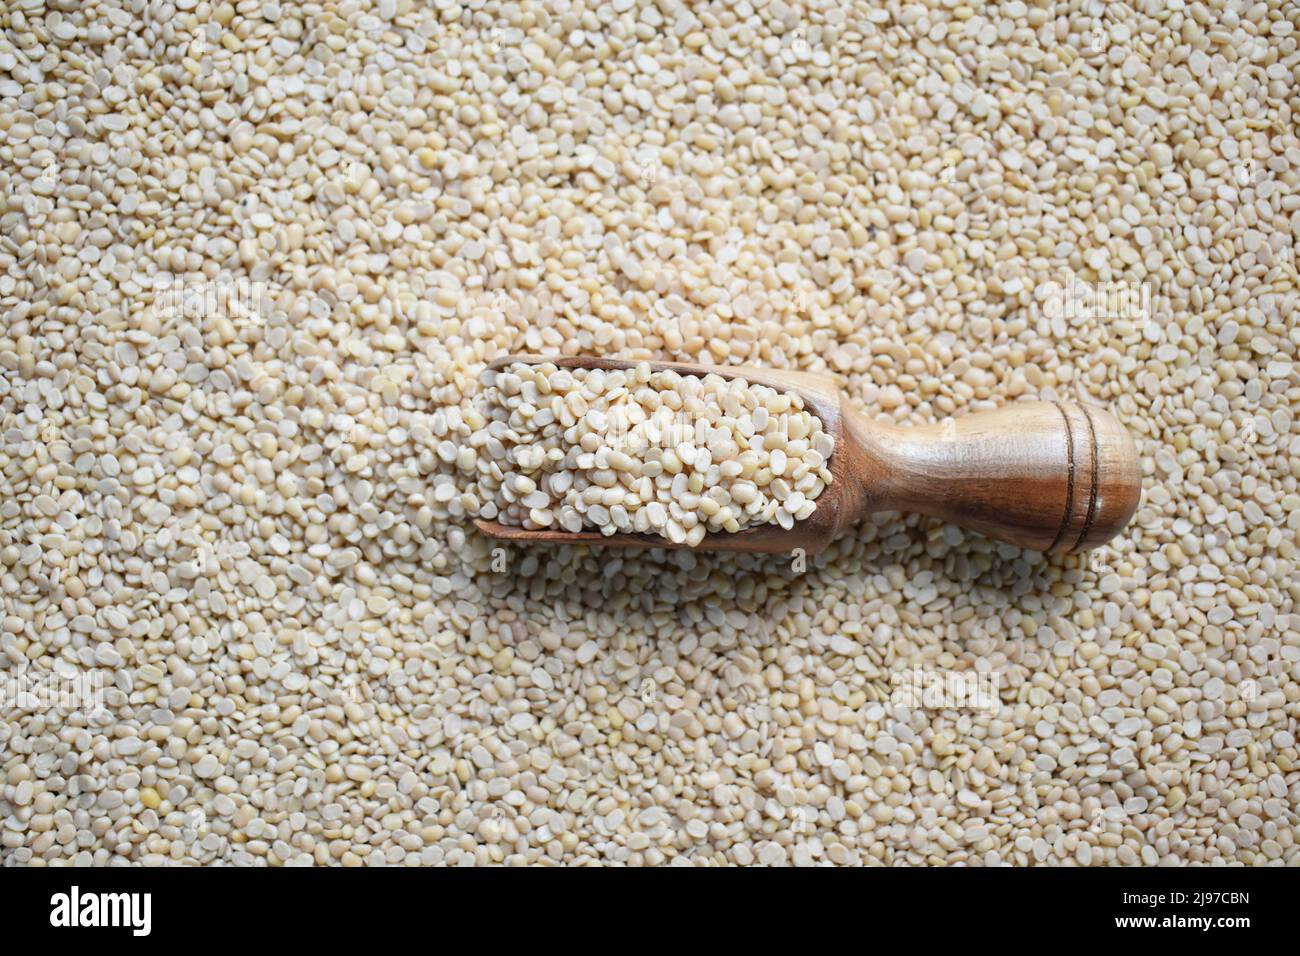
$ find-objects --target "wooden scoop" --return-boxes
[473,355,1141,556]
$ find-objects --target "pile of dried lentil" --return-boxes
[0,0,1297,866]
[474,361,835,541]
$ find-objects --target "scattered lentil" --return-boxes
[0,0,1297,868]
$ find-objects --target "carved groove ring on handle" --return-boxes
[1048,402,1077,554]
[1071,404,1102,553]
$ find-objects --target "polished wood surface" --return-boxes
[473,355,1141,555]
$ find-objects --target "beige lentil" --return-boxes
[0,0,1297,867]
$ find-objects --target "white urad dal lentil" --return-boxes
[475,362,835,542]
[0,0,1297,866]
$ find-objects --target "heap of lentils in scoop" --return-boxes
[475,362,835,543]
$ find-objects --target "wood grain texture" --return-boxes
[858,399,1141,554]
[473,355,1141,556]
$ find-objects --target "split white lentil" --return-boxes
[474,362,834,542]
[0,0,1297,867]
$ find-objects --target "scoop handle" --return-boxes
[864,401,1141,553]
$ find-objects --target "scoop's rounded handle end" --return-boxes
[1058,403,1141,554]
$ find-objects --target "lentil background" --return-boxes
[0,0,1297,866]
